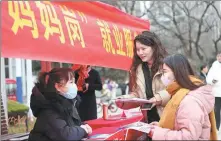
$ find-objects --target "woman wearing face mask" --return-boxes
[148,54,217,140]
[116,31,171,123]
[28,68,92,141]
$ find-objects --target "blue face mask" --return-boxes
[62,83,78,99]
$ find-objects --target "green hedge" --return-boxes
[7,100,29,114]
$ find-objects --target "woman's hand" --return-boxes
[80,124,92,134]
[150,121,159,126]
[85,124,92,134]
[147,95,162,106]
[148,126,155,138]
[148,97,157,103]
[148,122,159,138]
[80,125,88,133]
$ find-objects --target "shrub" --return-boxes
[7,100,29,114]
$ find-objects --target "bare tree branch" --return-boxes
[130,1,136,15]
[145,5,177,36]
[112,0,219,63]
[144,1,218,62]
[124,2,129,14]
[194,1,214,60]
[171,2,186,44]
[138,13,147,18]
[213,35,221,53]
[177,2,200,23]
[210,2,221,19]
[210,2,221,53]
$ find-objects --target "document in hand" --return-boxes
[116,98,151,104]
[125,122,151,140]
[88,129,127,140]
[119,122,151,133]
[87,134,111,140]
[87,122,150,140]
[103,122,151,140]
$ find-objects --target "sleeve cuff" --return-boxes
[158,90,171,106]
[152,126,169,140]
[154,94,162,105]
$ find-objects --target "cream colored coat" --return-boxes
[123,64,171,116]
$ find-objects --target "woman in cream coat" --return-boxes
[116,31,170,123]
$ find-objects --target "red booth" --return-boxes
[2,1,150,139]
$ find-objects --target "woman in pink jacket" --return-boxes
[148,54,217,140]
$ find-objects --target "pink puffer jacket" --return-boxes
[152,85,215,140]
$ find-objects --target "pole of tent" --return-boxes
[41,61,52,72]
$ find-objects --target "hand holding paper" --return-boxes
[123,122,152,134]
[115,97,159,110]
[115,98,153,104]
[150,121,159,126]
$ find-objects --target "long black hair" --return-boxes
[130,31,167,91]
[163,54,204,90]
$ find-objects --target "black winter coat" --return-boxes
[28,86,87,141]
[75,69,102,121]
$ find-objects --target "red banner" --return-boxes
[2,1,149,70]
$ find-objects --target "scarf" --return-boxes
[159,76,217,140]
[142,63,160,123]
[72,64,89,91]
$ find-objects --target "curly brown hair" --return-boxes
[129,31,168,91]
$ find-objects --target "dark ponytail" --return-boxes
[37,72,49,88]
[35,68,74,94]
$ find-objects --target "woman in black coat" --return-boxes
[75,66,102,121]
[28,68,92,141]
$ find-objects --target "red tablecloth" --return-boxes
[90,126,119,135]
[87,125,146,140]
[85,111,143,130]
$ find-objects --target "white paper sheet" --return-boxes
[116,98,151,104]
[119,122,151,134]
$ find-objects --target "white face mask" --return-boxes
[60,83,78,99]
[161,73,175,87]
